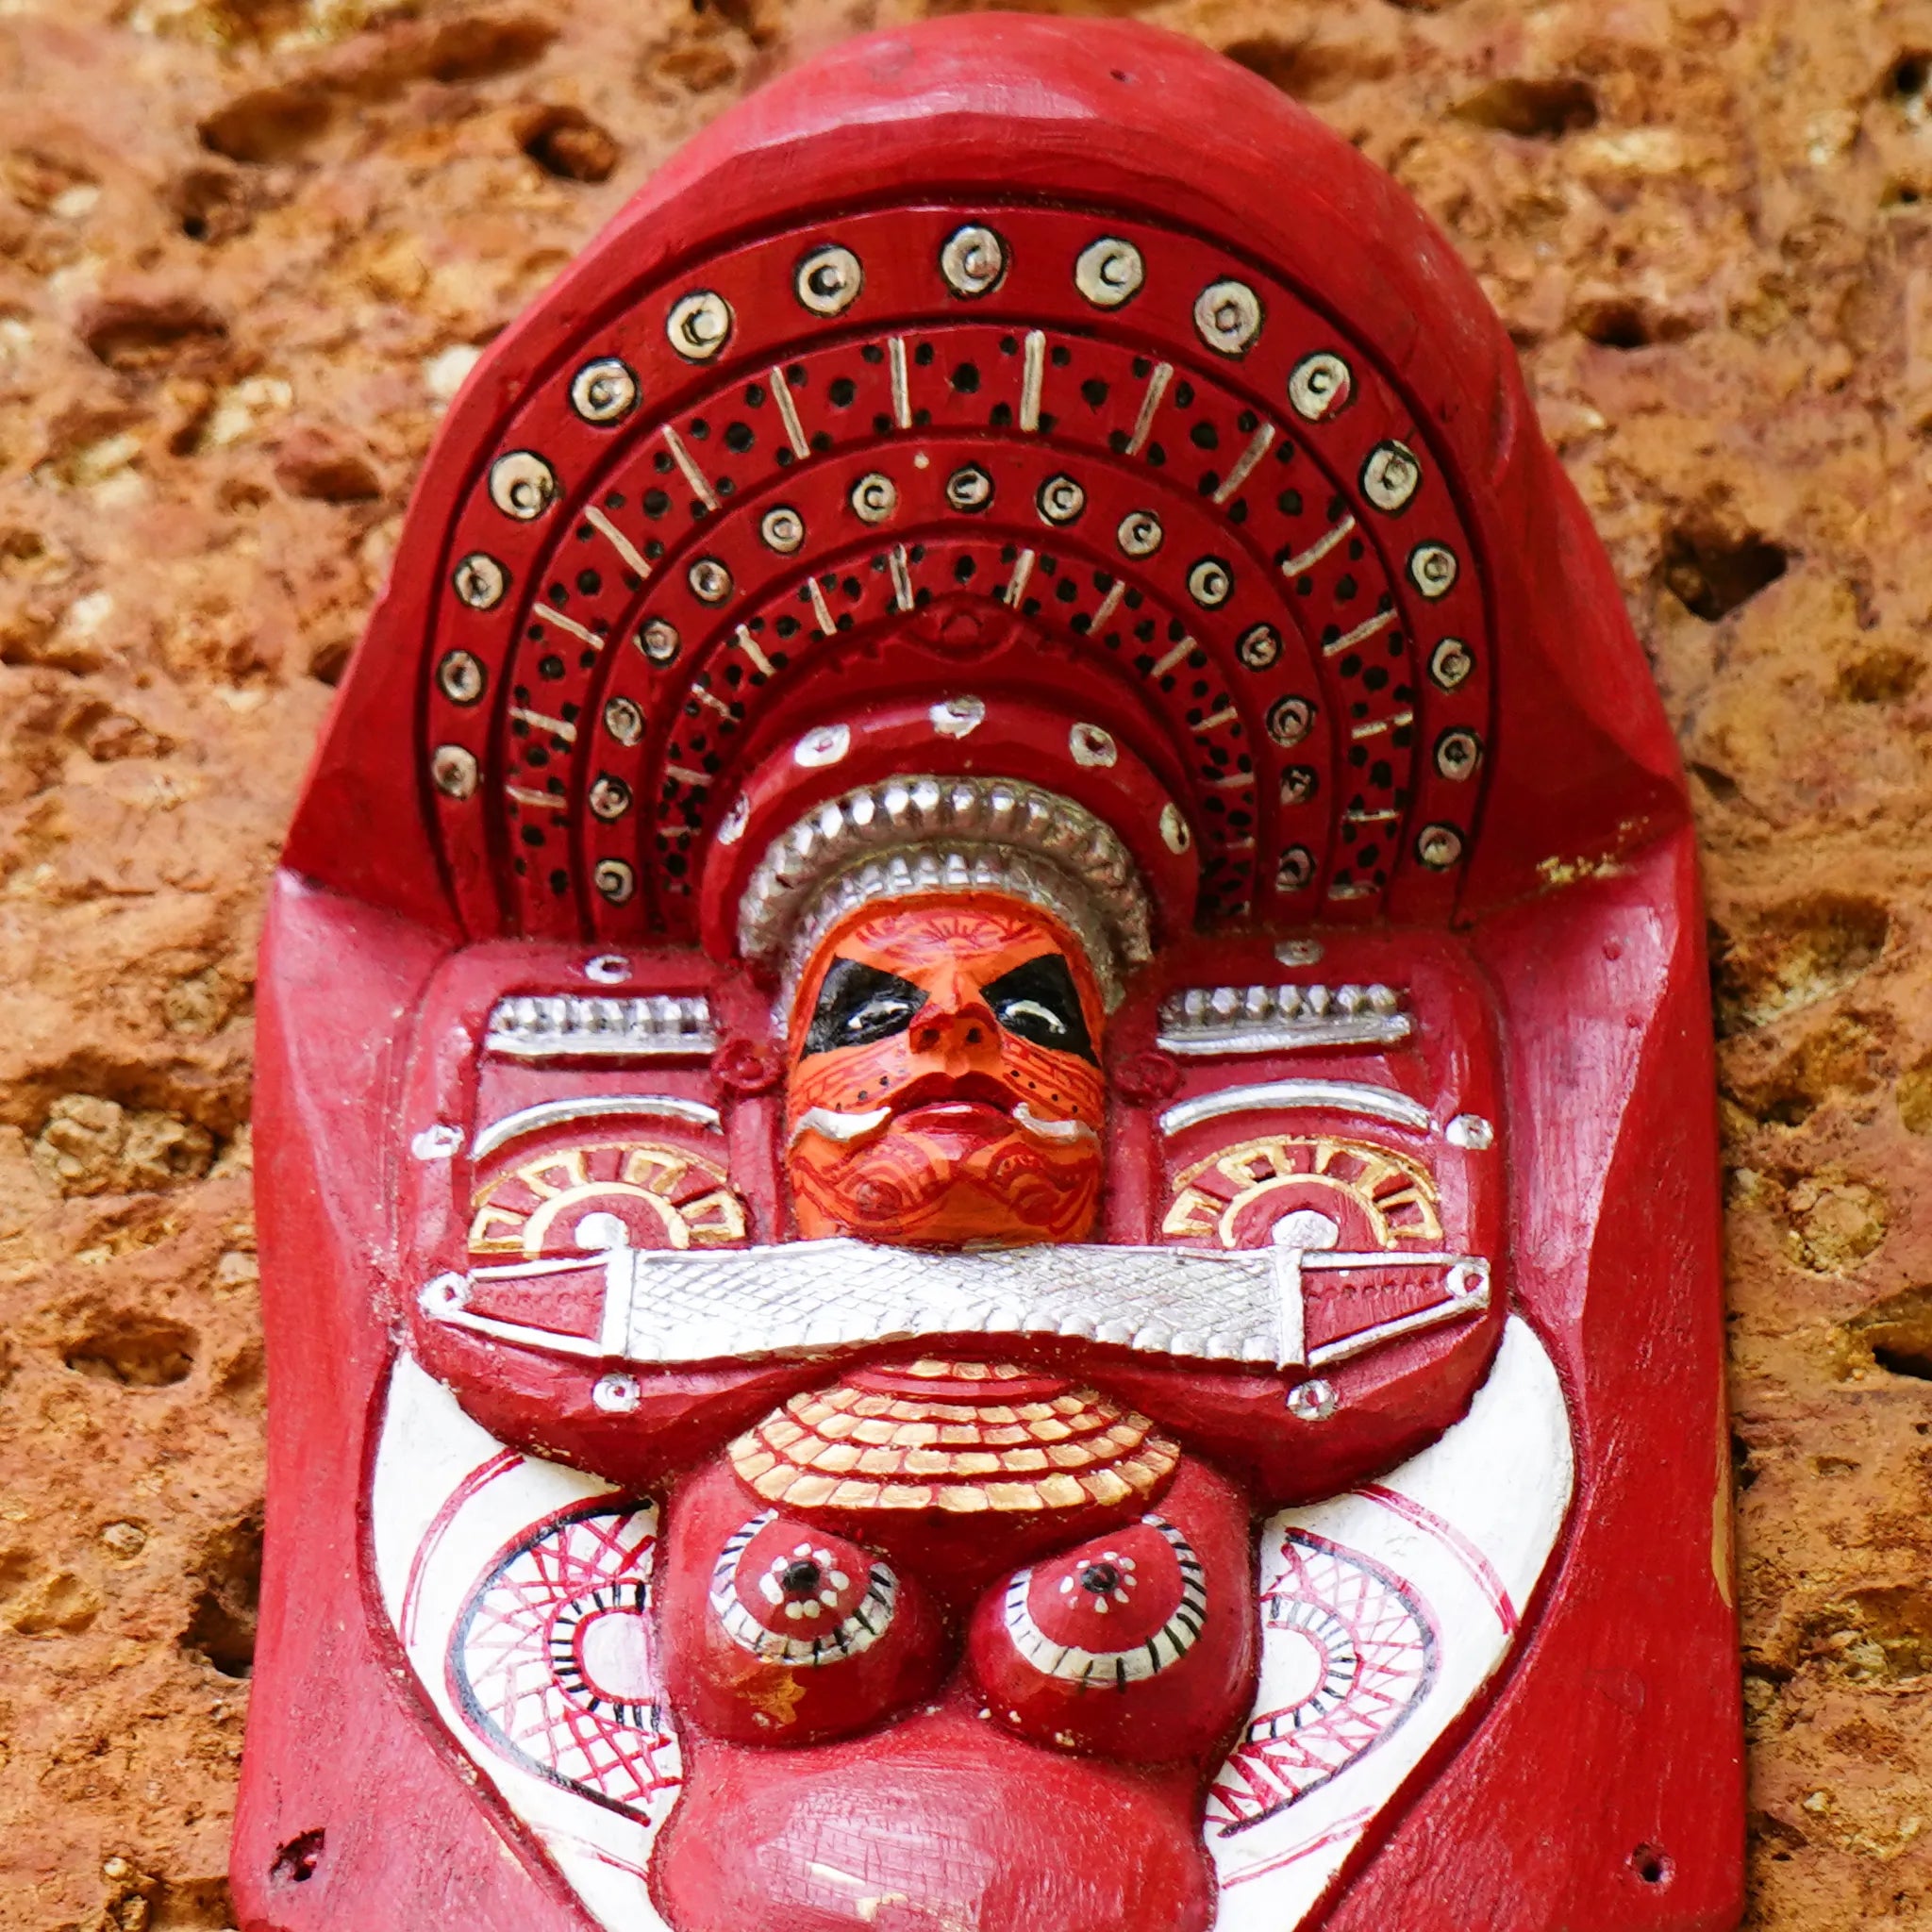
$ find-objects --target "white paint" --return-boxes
[1207,1318,1573,1925]
[371,1357,679,1932]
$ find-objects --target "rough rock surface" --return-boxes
[0,0,1925,1924]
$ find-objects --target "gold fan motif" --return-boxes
[468,1140,745,1257]
[1161,1135,1441,1250]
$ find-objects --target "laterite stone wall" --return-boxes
[0,0,1925,1924]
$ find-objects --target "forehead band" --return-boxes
[738,775,1153,1024]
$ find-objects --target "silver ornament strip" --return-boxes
[484,994,716,1062]
[1157,983,1412,1057]
[419,1235,1489,1374]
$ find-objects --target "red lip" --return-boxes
[886,1072,1017,1118]
[894,1099,1013,1142]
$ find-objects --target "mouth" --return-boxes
[790,1074,1094,1151]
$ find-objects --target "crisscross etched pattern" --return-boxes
[1207,1527,1435,1834]
[451,1504,682,1820]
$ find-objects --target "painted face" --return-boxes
[784,896,1108,1247]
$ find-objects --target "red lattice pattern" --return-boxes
[452,1506,682,1819]
[1207,1528,1435,1834]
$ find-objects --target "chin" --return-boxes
[789,1131,1102,1247]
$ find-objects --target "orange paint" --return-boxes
[784,894,1107,1247]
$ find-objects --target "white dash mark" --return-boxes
[1152,635,1198,678]
[1213,422,1277,505]
[532,602,606,651]
[508,706,577,742]
[584,506,652,580]
[660,425,718,512]
[665,765,711,790]
[889,545,914,612]
[808,578,837,635]
[1126,362,1173,457]
[1328,881,1375,900]
[691,685,732,718]
[770,368,809,459]
[889,338,911,430]
[1279,514,1357,580]
[1195,704,1239,733]
[1324,608,1399,657]
[1209,766,1254,788]
[1004,548,1037,608]
[1350,708,1415,741]
[1021,330,1046,433]
[1090,581,1126,632]
[734,625,774,676]
[506,784,562,812]
[1344,807,1402,824]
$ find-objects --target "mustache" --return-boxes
[788,1074,1096,1150]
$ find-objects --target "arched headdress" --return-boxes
[282,17,1686,964]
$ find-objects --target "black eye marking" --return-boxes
[801,958,927,1057]
[982,954,1097,1064]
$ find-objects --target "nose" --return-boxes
[908,979,1000,1069]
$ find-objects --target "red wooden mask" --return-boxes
[236,18,1742,1932]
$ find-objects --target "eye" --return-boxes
[996,997,1065,1036]
[800,958,927,1057]
[980,954,1098,1064]
[847,995,915,1037]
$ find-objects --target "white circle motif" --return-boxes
[1074,237,1144,308]
[489,451,557,521]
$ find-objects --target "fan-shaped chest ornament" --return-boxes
[238,20,1740,1932]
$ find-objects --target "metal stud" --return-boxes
[1288,352,1354,421]
[851,473,897,525]
[1187,558,1233,608]
[1117,510,1163,558]
[946,465,993,512]
[1408,543,1458,599]
[1037,475,1086,525]
[1435,727,1482,781]
[589,774,633,821]
[603,696,645,745]
[1266,694,1314,747]
[1417,823,1465,869]
[1429,637,1474,690]
[930,695,986,739]
[689,558,732,604]
[1275,846,1315,891]
[1070,723,1118,768]
[452,552,508,608]
[488,451,557,521]
[592,1373,641,1414]
[717,794,751,846]
[795,243,863,317]
[940,225,1007,298]
[430,744,477,799]
[795,724,851,768]
[1361,440,1422,512]
[1236,623,1281,670]
[666,290,732,361]
[1193,279,1263,356]
[593,858,636,904]
[570,358,640,425]
[437,650,486,705]
[638,618,681,665]
[760,506,806,554]
[1159,802,1192,854]
[1446,1113,1494,1150]
[1074,237,1144,308]
[1286,1378,1337,1422]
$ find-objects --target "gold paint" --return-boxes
[764,1417,806,1449]
[1081,1469,1133,1506]
[1029,1417,1073,1442]
[878,1484,935,1509]
[985,1482,1045,1511]
[778,1472,840,1507]
[808,1441,863,1473]
[1045,1441,1096,1469]
[1038,1474,1088,1507]
[829,1480,882,1508]
[1162,1132,1443,1249]
[936,1485,993,1512]
[903,1448,952,1476]
[744,1673,808,1728]
[468,1139,744,1257]
[753,1466,794,1500]
[889,1422,940,1447]
[851,1419,897,1446]
[1000,1447,1050,1472]
[852,1395,894,1417]
[733,1450,778,1481]
[815,1413,859,1441]
[857,1447,903,1475]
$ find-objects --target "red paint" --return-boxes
[237,16,1739,1932]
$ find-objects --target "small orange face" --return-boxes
[784,896,1108,1248]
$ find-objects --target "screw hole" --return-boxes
[272,1828,325,1884]
[1110,68,1131,82]
[1631,1843,1671,1886]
